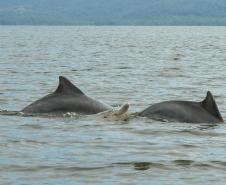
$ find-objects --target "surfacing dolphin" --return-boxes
[139,91,223,123]
[100,103,129,121]
[22,76,112,115]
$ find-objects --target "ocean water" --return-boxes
[0,26,226,185]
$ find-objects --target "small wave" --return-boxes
[0,110,22,116]
[0,110,81,119]
[113,162,166,171]
[173,160,226,170]
[0,164,112,173]
[7,139,48,146]
[21,124,44,129]
[113,160,226,171]
[180,144,200,148]
[179,129,221,137]
[116,66,133,70]
[174,159,193,166]
[1,160,226,174]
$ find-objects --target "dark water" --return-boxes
[0,26,226,185]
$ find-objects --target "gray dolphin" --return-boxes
[22,76,112,115]
[139,91,223,123]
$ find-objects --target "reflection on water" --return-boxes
[1,26,226,185]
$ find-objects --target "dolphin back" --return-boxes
[139,91,223,123]
[22,76,112,115]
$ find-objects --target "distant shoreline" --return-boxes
[1,0,226,27]
[1,24,226,26]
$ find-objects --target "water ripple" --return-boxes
[1,26,226,184]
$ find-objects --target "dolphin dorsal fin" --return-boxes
[54,76,84,95]
[201,91,223,121]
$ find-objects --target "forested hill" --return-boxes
[0,0,226,25]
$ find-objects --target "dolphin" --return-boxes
[100,103,130,121]
[139,91,223,123]
[22,76,112,115]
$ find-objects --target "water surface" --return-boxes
[1,26,226,185]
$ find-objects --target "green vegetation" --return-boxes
[0,0,226,25]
